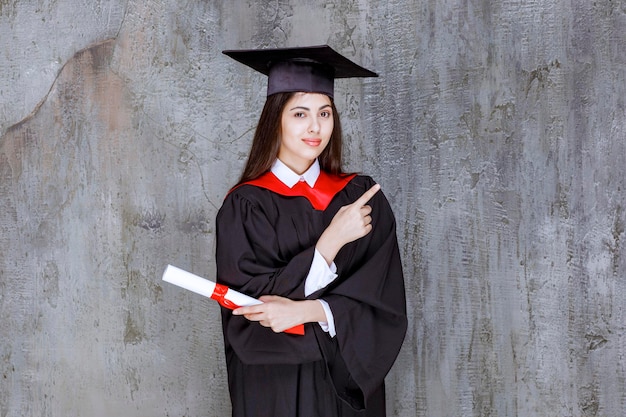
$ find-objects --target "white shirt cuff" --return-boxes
[304,249,338,296]
[316,299,336,338]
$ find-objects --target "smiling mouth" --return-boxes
[302,139,322,146]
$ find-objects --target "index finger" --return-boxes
[353,183,381,207]
[233,304,264,316]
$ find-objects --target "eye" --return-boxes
[294,112,306,118]
[320,110,332,118]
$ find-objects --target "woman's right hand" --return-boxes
[316,183,381,265]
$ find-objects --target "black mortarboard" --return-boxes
[222,45,378,98]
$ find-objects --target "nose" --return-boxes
[308,117,320,133]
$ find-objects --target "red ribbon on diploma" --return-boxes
[210,283,305,335]
[210,283,239,309]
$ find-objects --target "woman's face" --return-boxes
[278,92,334,174]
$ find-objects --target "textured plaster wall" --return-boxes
[1,1,625,416]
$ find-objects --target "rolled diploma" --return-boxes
[162,264,261,307]
[162,264,304,335]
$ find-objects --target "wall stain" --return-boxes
[585,332,609,351]
[2,39,117,137]
[579,384,600,416]
[524,59,561,97]
[121,269,163,305]
[125,366,141,400]
[123,311,145,345]
[0,350,13,417]
[609,205,623,277]
[40,260,60,308]
[129,209,166,232]
[178,209,213,234]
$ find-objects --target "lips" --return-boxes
[302,138,322,147]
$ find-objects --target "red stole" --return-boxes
[233,171,356,211]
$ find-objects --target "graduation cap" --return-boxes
[222,45,378,98]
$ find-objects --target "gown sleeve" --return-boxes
[311,176,408,410]
[215,187,324,365]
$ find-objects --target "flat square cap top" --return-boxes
[222,45,378,98]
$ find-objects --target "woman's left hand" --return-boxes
[232,296,325,333]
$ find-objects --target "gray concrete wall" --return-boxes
[1,1,625,416]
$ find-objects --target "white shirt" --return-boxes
[270,159,338,337]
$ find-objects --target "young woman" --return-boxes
[216,45,407,417]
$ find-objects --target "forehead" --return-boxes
[284,92,332,108]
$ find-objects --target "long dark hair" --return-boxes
[236,92,345,185]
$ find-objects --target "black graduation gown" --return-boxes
[215,173,407,417]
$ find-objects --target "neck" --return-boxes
[280,158,314,175]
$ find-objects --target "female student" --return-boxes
[215,45,407,417]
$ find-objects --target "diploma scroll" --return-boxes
[162,265,305,335]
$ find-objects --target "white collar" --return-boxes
[271,159,320,188]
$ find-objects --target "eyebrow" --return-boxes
[289,104,332,111]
